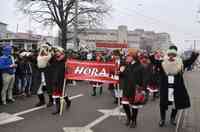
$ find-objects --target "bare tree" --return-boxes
[17,0,110,49]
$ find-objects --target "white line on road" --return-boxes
[0,113,24,125]
[85,107,120,129]
[69,94,84,100]
[85,113,111,129]
[13,105,47,116]
[13,94,84,116]
[0,94,84,126]
[63,107,123,132]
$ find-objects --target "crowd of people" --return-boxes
[0,43,199,128]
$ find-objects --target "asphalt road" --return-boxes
[1,72,198,132]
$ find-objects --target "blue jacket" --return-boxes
[0,45,15,74]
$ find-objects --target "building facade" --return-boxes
[68,25,172,52]
[0,21,58,50]
[0,22,10,39]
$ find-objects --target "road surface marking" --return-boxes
[0,94,84,125]
[69,94,84,100]
[0,113,24,125]
[63,127,93,132]
[63,106,125,132]
[13,94,84,116]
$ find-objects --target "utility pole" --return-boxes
[16,24,19,33]
[74,0,79,51]
[194,40,197,50]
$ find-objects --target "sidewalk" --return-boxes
[181,72,200,132]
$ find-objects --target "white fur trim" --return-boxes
[92,84,102,88]
[121,101,129,104]
[162,56,183,75]
[52,96,61,99]
[147,88,159,93]
[131,105,143,109]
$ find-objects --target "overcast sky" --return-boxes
[1,0,200,51]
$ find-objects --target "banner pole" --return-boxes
[116,59,121,120]
[117,83,121,120]
[60,78,67,116]
[60,60,68,116]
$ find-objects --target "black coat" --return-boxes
[150,52,199,110]
[51,57,65,91]
[142,64,154,89]
[119,61,144,98]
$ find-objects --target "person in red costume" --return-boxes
[51,46,71,115]
[90,54,103,96]
[120,52,144,128]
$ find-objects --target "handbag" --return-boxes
[134,89,146,104]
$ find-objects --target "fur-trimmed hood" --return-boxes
[162,56,183,75]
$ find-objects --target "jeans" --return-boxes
[25,75,32,94]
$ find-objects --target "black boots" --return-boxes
[99,87,103,95]
[123,105,138,128]
[159,108,177,127]
[52,98,60,115]
[159,107,166,127]
[130,108,138,128]
[47,95,53,107]
[91,87,103,96]
[123,104,131,126]
[64,96,71,109]
[52,97,71,115]
[170,109,177,126]
[159,120,165,127]
[91,87,96,96]
[35,94,45,107]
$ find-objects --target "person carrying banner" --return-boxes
[51,46,71,115]
[108,52,122,104]
[150,45,199,127]
[91,54,103,96]
[119,52,144,128]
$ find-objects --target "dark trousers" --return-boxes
[160,106,178,121]
[123,104,138,122]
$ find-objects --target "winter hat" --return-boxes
[167,45,178,55]
[2,44,12,56]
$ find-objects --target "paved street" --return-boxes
[0,72,199,132]
[181,72,200,132]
